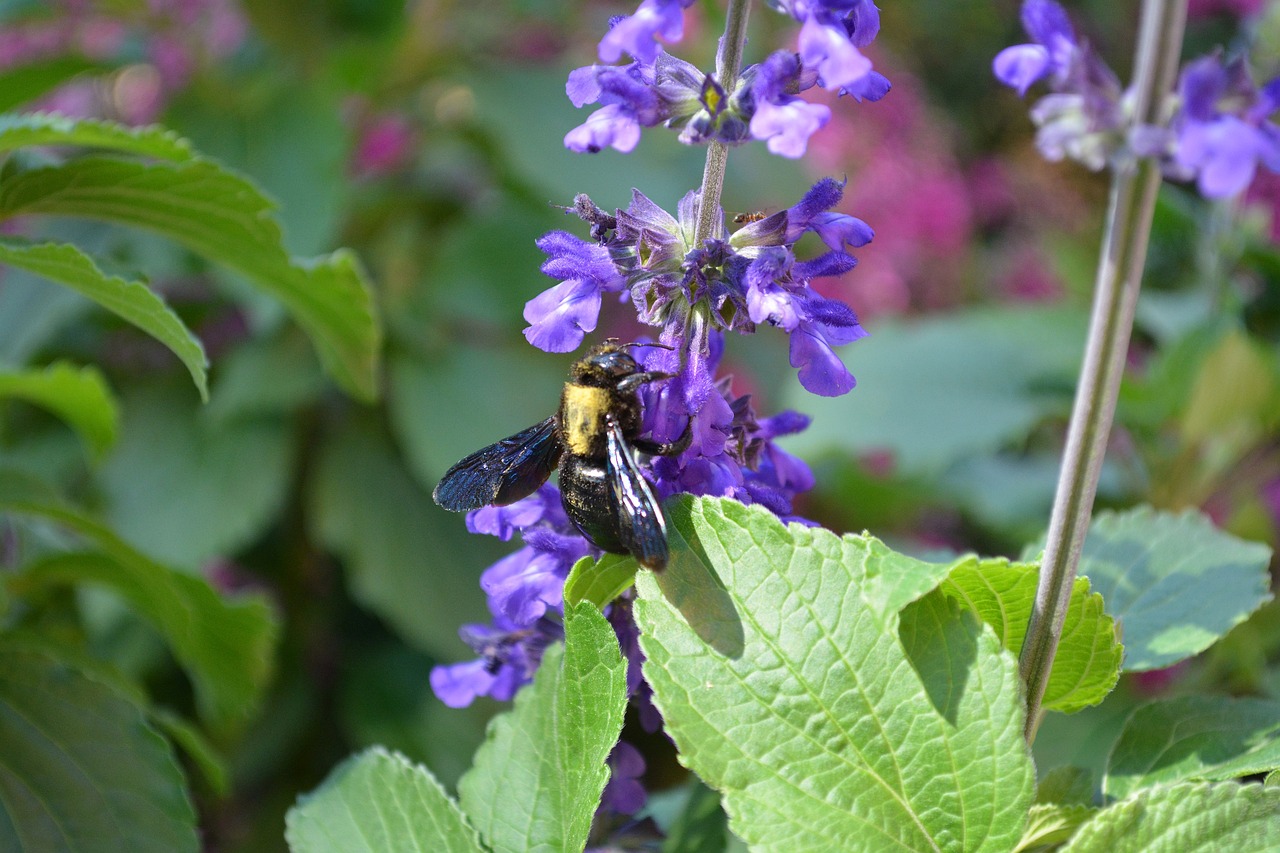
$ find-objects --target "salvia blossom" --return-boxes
[1167,55,1280,198]
[565,0,889,157]
[525,177,870,396]
[996,0,1280,197]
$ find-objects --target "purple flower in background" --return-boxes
[1170,55,1280,198]
[600,742,648,814]
[993,0,1127,170]
[598,0,693,65]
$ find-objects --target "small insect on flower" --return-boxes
[732,210,769,224]
[433,341,691,570]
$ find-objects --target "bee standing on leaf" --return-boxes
[432,341,691,571]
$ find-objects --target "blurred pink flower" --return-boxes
[350,112,418,179]
[1187,0,1266,18]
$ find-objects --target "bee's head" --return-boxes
[572,340,640,386]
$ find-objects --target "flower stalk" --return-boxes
[1019,0,1189,742]
[694,0,752,245]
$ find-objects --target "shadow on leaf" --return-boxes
[653,500,745,659]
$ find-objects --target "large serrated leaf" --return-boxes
[0,238,208,399]
[0,113,193,160]
[1104,696,1280,800]
[0,155,380,400]
[0,643,198,852]
[0,473,278,727]
[286,747,485,853]
[1063,781,1280,851]
[635,497,1036,853]
[1065,506,1274,671]
[0,361,118,458]
[458,602,627,853]
[939,556,1122,713]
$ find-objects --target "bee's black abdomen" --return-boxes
[559,455,626,553]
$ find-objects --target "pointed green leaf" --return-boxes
[0,362,118,458]
[1063,782,1280,852]
[0,113,193,160]
[939,556,1123,713]
[0,238,208,399]
[1069,506,1273,671]
[662,781,728,853]
[0,156,380,400]
[564,553,639,609]
[635,497,1036,853]
[286,747,485,853]
[1016,804,1095,852]
[458,602,627,853]
[1104,696,1280,800]
[0,643,198,852]
[0,474,278,727]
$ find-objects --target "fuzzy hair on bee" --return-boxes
[432,341,691,571]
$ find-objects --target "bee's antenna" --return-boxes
[621,341,674,351]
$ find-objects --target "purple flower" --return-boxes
[992,0,1079,95]
[600,742,647,814]
[598,0,691,65]
[798,16,872,93]
[748,51,831,159]
[1170,56,1280,198]
[993,0,1126,170]
[524,231,626,352]
[429,616,562,707]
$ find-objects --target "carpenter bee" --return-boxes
[432,341,691,571]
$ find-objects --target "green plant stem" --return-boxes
[693,0,751,245]
[1019,0,1188,744]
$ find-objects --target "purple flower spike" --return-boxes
[524,231,625,352]
[598,0,689,65]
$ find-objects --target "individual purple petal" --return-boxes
[1179,55,1227,123]
[601,742,648,814]
[749,96,831,158]
[523,278,603,352]
[564,104,643,153]
[480,547,572,625]
[798,16,872,92]
[845,0,882,48]
[430,659,505,708]
[598,0,685,65]
[785,176,846,240]
[567,65,603,107]
[810,211,874,251]
[790,321,857,395]
[842,70,891,102]
[993,44,1051,95]
[1021,0,1076,57]
[466,486,556,540]
[1180,117,1264,197]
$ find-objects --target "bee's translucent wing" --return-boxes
[605,415,668,571]
[433,416,563,511]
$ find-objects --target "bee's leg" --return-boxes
[615,371,675,394]
[633,416,693,457]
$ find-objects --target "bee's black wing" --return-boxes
[433,416,563,511]
[605,415,668,571]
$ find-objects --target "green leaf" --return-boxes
[458,602,628,853]
[286,747,485,853]
[0,155,380,400]
[0,475,278,727]
[564,553,639,609]
[0,113,192,161]
[0,61,102,113]
[0,361,118,458]
[635,497,1036,853]
[0,643,198,852]
[1104,696,1280,800]
[1016,803,1095,852]
[0,238,208,399]
[1068,506,1274,671]
[1062,782,1280,852]
[939,556,1123,713]
[97,383,293,568]
[783,306,1087,473]
[151,709,229,796]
